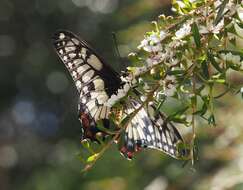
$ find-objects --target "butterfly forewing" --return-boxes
[52,30,121,141]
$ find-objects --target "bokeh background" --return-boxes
[1,0,243,189]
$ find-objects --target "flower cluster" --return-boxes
[174,21,192,39]
[137,31,167,53]
[126,0,243,124]
[218,53,243,68]
[80,0,243,173]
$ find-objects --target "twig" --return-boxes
[81,83,160,173]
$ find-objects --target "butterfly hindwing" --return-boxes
[52,30,121,141]
[120,99,185,159]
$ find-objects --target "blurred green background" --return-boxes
[1,0,243,189]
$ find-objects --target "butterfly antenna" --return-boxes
[112,32,122,63]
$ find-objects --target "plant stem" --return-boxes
[191,72,196,166]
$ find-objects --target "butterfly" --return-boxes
[52,30,186,159]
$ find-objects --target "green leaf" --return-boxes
[214,0,229,25]
[190,94,197,107]
[169,116,188,125]
[95,132,105,145]
[177,142,190,160]
[208,114,216,126]
[194,95,209,116]
[229,64,241,71]
[81,140,95,154]
[155,97,166,115]
[128,53,143,66]
[215,79,225,84]
[117,130,126,150]
[208,52,223,72]
[120,114,132,127]
[201,60,209,79]
[194,103,207,116]
[192,22,201,48]
[167,69,185,75]
[96,120,118,135]
[195,84,205,95]
[168,106,189,120]
[81,139,90,149]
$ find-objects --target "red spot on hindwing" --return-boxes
[80,113,90,128]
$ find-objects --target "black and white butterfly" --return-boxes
[52,30,186,159]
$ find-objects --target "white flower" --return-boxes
[169,39,186,48]
[227,32,236,40]
[234,21,243,38]
[143,45,153,52]
[146,56,162,66]
[157,52,167,60]
[149,33,160,44]
[213,19,224,33]
[225,52,233,62]
[144,82,150,90]
[198,24,208,34]
[154,90,164,100]
[141,39,148,46]
[164,84,176,97]
[220,53,242,65]
[177,1,186,8]
[140,96,146,102]
[138,32,165,53]
[241,61,243,70]
[231,55,241,65]
[137,39,148,49]
[131,78,137,85]
[151,43,162,52]
[146,58,154,66]
[133,66,148,76]
[219,53,227,61]
[199,19,224,34]
[175,23,191,39]
[214,0,221,8]
[165,75,176,83]
[171,58,179,66]
[159,31,167,40]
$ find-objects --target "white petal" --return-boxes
[234,22,243,38]
[237,5,243,22]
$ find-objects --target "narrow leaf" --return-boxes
[195,84,205,95]
[215,79,225,84]
[201,60,209,79]
[208,52,223,72]
[208,114,216,126]
[192,22,201,48]
[214,0,229,25]
[167,106,189,120]
[96,121,118,135]
[167,70,185,75]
